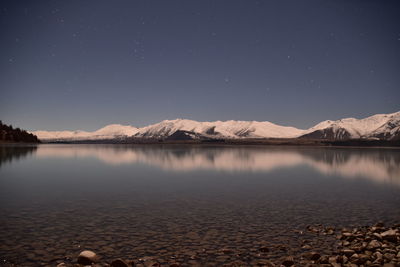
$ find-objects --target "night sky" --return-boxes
[1,0,399,131]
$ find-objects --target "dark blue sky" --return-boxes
[1,0,399,131]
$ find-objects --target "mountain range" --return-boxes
[31,111,400,141]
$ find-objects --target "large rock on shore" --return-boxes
[77,250,99,265]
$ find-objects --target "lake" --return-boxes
[0,144,399,266]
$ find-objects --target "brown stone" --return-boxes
[77,250,99,265]
[318,255,329,264]
[255,259,275,266]
[341,249,355,256]
[145,261,161,267]
[281,256,294,267]
[111,258,129,267]
[381,229,398,242]
[367,240,382,250]
[304,251,320,261]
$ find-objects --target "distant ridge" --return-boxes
[31,111,400,142]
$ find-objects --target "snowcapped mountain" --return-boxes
[32,119,304,141]
[300,111,400,140]
[133,119,305,139]
[31,111,400,141]
[32,124,138,141]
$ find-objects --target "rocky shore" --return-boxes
[44,223,400,267]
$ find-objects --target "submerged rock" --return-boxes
[309,252,321,261]
[146,261,161,267]
[255,259,275,266]
[281,256,294,267]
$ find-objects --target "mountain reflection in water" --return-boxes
[32,145,400,186]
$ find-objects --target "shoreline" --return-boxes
[4,222,398,267]
[36,139,400,148]
[1,138,400,148]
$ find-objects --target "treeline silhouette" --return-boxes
[0,121,40,143]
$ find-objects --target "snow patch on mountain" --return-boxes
[368,115,400,140]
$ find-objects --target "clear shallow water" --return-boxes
[0,144,399,266]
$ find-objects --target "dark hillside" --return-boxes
[0,121,40,143]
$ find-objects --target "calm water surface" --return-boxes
[0,144,399,266]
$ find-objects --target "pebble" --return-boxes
[110,258,129,267]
